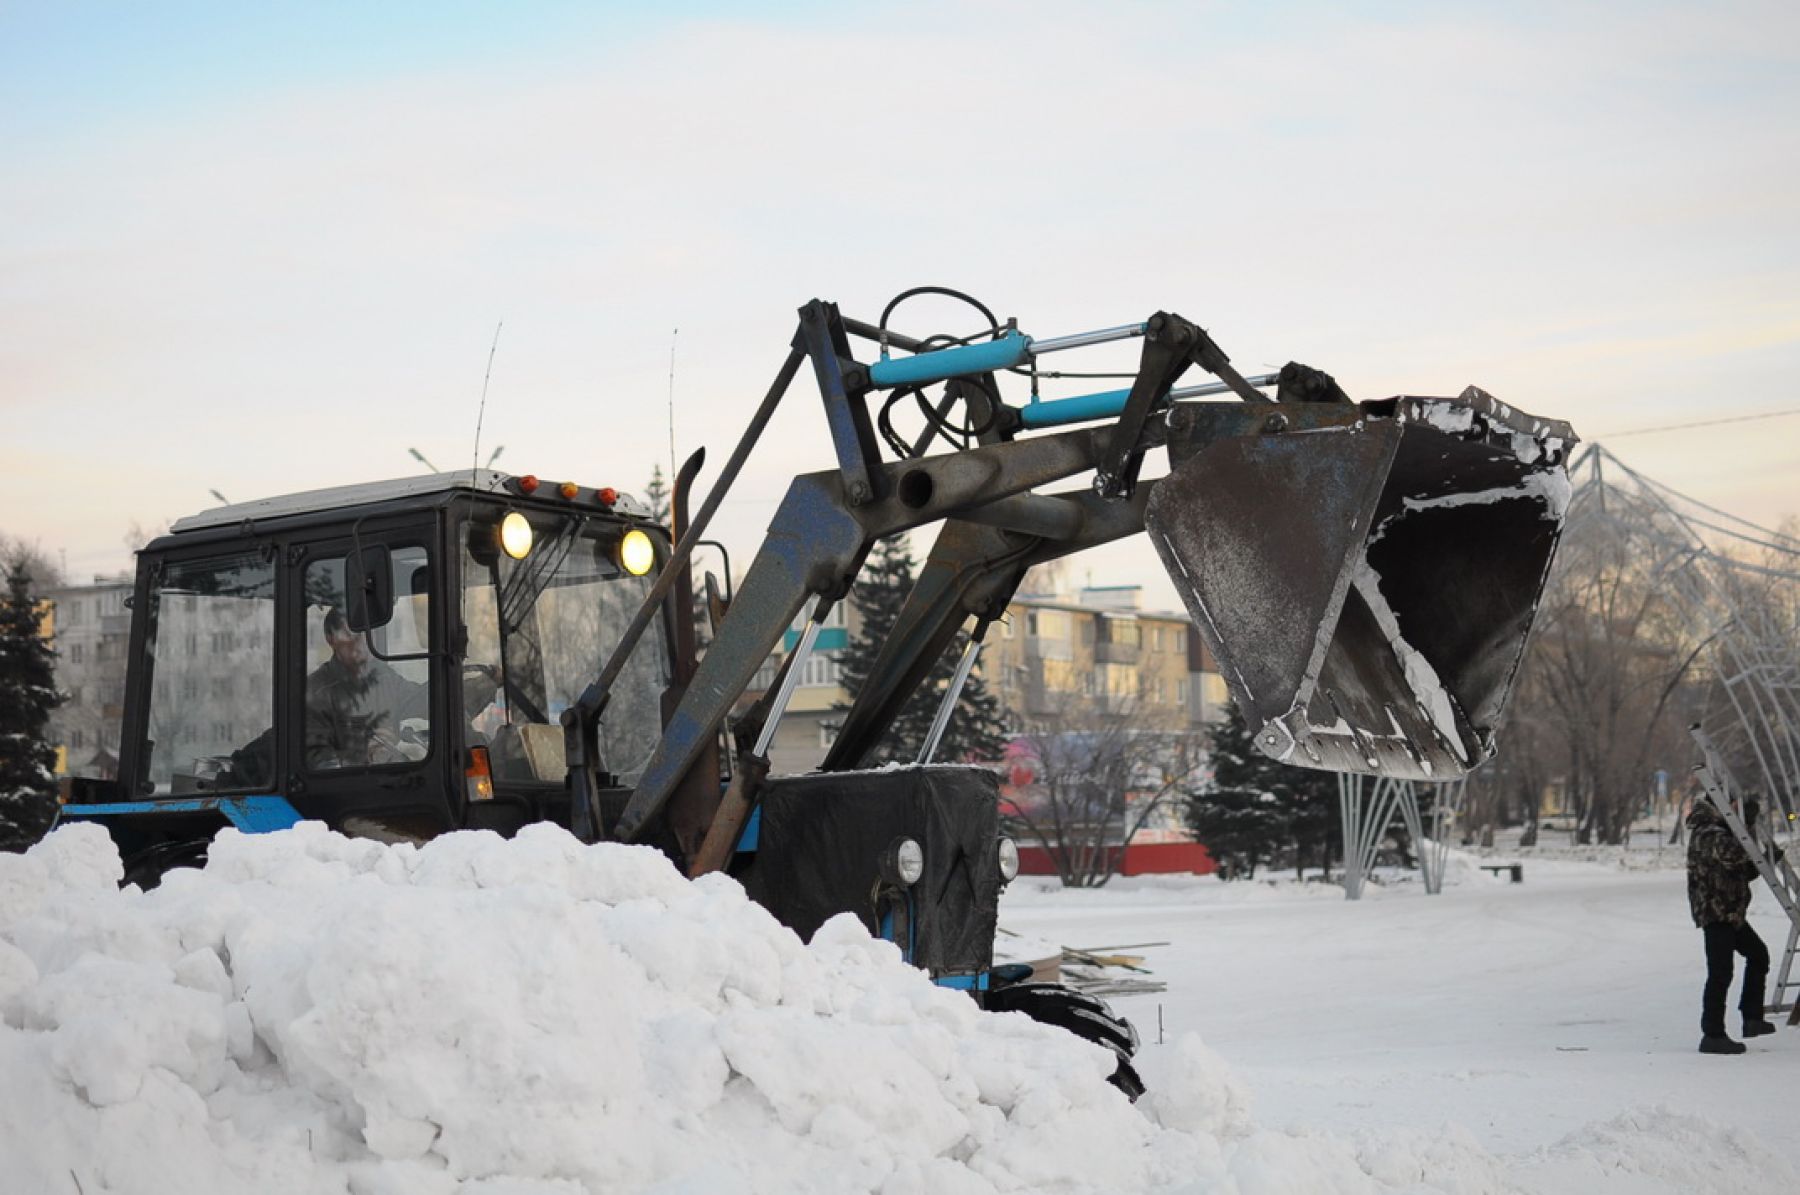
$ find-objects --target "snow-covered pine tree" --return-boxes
[1183,700,1287,879]
[835,536,1009,765]
[643,464,671,526]
[0,563,62,851]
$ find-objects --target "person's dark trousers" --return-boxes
[1701,921,1770,1036]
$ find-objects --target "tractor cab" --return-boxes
[71,470,675,869]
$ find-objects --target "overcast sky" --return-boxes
[4,1,1796,608]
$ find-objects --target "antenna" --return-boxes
[472,320,504,474]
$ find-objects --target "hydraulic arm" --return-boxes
[574,296,1575,862]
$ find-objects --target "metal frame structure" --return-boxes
[1338,774,1417,900]
[1562,446,1800,827]
[1337,775,1470,899]
[1423,777,1471,896]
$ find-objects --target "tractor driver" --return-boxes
[305,607,501,769]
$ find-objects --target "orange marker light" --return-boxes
[466,747,495,802]
[517,475,540,495]
[558,481,580,500]
[596,487,619,507]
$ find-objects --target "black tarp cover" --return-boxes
[743,765,1001,976]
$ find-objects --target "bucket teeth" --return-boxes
[1148,391,1575,781]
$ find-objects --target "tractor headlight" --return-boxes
[499,512,534,560]
[879,837,925,887]
[619,528,656,576]
[997,836,1021,882]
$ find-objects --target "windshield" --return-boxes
[461,509,671,786]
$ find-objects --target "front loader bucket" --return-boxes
[1147,388,1575,781]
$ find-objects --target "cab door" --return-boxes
[282,520,459,839]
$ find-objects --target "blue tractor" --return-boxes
[61,292,1577,1098]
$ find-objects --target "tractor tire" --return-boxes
[122,840,211,891]
[985,981,1145,1101]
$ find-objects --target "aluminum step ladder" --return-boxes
[1691,727,1800,1023]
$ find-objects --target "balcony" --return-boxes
[1094,640,1139,665]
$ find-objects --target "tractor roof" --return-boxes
[172,470,652,535]
[172,470,514,533]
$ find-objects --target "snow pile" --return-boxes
[1514,1107,1797,1194]
[2,824,1790,1194]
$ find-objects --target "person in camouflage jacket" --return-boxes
[1686,797,1774,1053]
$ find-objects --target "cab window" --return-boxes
[301,545,433,771]
[138,551,276,794]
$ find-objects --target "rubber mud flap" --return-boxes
[1147,392,1572,781]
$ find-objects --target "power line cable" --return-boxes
[1597,406,1800,439]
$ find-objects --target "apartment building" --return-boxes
[43,574,134,779]
[983,585,1228,733]
[747,584,1229,777]
[749,602,853,775]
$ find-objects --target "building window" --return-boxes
[1043,658,1080,693]
[1106,618,1140,647]
[69,642,84,663]
[799,651,842,688]
[1175,628,1186,653]
[1098,662,1135,697]
[1028,609,1073,659]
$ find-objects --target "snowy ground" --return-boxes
[1005,845,1798,1193]
[2,822,1794,1194]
